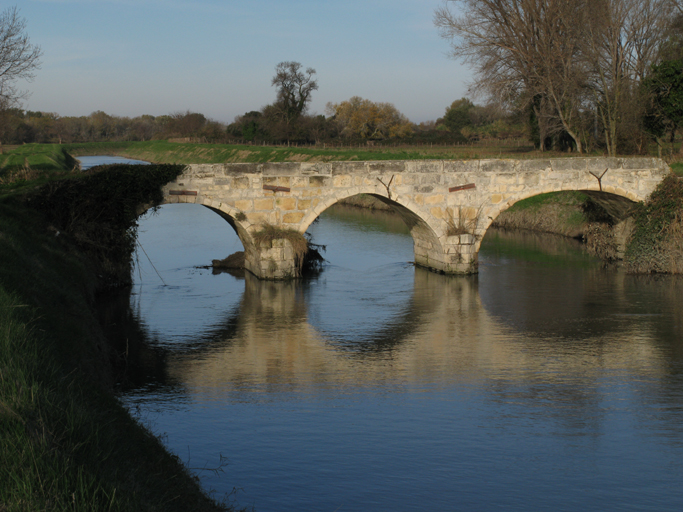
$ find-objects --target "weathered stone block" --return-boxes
[283,212,305,223]
[254,198,274,210]
[333,175,353,187]
[430,207,445,219]
[291,177,308,188]
[247,212,270,224]
[495,173,518,185]
[366,161,407,173]
[276,197,297,210]
[518,160,551,172]
[442,160,478,174]
[309,176,329,187]
[480,160,515,173]
[425,194,445,205]
[232,177,250,189]
[235,200,252,211]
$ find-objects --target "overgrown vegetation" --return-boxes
[670,162,683,176]
[446,206,482,236]
[253,224,309,267]
[252,224,325,274]
[0,194,230,511]
[625,175,683,273]
[27,163,185,289]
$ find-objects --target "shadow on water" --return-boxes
[103,203,683,512]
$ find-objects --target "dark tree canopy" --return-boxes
[643,59,683,141]
[443,98,475,135]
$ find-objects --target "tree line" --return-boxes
[0,92,522,148]
[9,0,683,155]
[435,0,683,156]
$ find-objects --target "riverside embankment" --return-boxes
[0,165,233,511]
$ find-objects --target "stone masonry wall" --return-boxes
[160,157,670,278]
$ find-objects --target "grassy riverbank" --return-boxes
[491,191,591,238]
[3,141,682,175]
[0,172,232,510]
[61,140,587,165]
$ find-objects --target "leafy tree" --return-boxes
[165,111,207,137]
[643,59,683,152]
[326,96,413,139]
[443,98,474,136]
[228,111,266,141]
[0,6,41,111]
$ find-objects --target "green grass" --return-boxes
[0,193,231,510]
[62,140,591,165]
[505,191,588,212]
[0,143,78,173]
[670,162,683,177]
[64,140,462,164]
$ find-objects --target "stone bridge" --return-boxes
[159,157,670,279]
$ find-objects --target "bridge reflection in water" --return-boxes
[159,263,680,408]
[118,203,683,511]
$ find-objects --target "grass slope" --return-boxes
[0,189,230,510]
[492,191,590,237]
[62,140,579,165]
[0,144,78,174]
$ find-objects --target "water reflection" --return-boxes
[116,204,683,512]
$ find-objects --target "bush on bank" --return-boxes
[625,175,683,274]
[27,163,185,289]
[0,168,232,510]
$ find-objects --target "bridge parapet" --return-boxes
[160,157,670,279]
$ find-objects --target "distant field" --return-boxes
[3,141,682,181]
[62,140,577,165]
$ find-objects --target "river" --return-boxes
[98,158,683,511]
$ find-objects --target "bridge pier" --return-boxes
[414,234,480,275]
[244,237,302,280]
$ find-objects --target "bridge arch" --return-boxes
[141,196,258,263]
[299,189,448,271]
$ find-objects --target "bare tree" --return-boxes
[435,0,590,153]
[435,0,674,155]
[271,61,318,125]
[584,0,674,155]
[0,6,42,110]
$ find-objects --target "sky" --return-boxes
[13,0,471,124]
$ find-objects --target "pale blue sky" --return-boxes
[15,0,470,123]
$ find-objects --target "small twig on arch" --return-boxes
[377,175,395,200]
[589,168,609,191]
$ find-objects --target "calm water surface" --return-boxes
[111,161,683,511]
[77,155,149,169]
